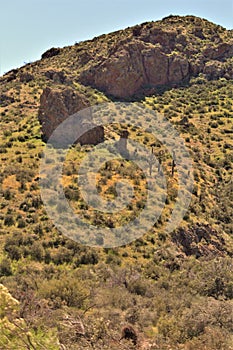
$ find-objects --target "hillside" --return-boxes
[0,15,233,350]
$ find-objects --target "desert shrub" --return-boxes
[17,217,26,228]
[3,188,13,200]
[183,326,233,350]
[75,251,99,266]
[0,258,12,276]
[209,121,218,128]
[64,186,80,200]
[30,241,45,262]
[189,257,233,299]
[33,224,43,236]
[157,292,233,345]
[50,246,73,265]
[4,245,22,260]
[0,284,59,349]
[39,276,89,308]
[4,214,14,226]
[16,169,35,183]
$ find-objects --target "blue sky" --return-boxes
[0,0,232,75]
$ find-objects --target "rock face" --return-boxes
[172,224,227,258]
[79,17,233,98]
[38,87,104,145]
[80,40,190,98]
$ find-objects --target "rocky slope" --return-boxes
[0,15,232,140]
[0,15,233,350]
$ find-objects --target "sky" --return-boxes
[0,0,233,75]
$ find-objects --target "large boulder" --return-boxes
[38,87,104,145]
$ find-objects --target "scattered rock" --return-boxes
[203,42,233,60]
[78,51,93,65]
[192,26,205,39]
[178,116,189,125]
[204,61,226,79]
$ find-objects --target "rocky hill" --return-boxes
[79,15,233,98]
[0,15,232,350]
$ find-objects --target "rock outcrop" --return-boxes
[44,70,67,84]
[172,224,227,257]
[38,87,104,145]
[41,47,61,60]
[79,40,191,98]
[79,17,233,98]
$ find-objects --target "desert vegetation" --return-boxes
[0,15,232,349]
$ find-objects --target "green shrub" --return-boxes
[39,276,89,308]
[0,258,12,276]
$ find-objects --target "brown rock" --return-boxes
[172,224,227,258]
[168,54,190,82]
[203,42,233,60]
[78,51,93,65]
[140,27,177,52]
[192,26,205,39]
[189,59,205,76]
[44,70,67,84]
[142,46,169,85]
[80,40,191,98]
[203,61,225,79]
[80,41,144,98]
[78,20,233,99]
[38,87,104,145]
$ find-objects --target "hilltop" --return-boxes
[0,15,232,350]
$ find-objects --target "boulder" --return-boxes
[38,87,104,145]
